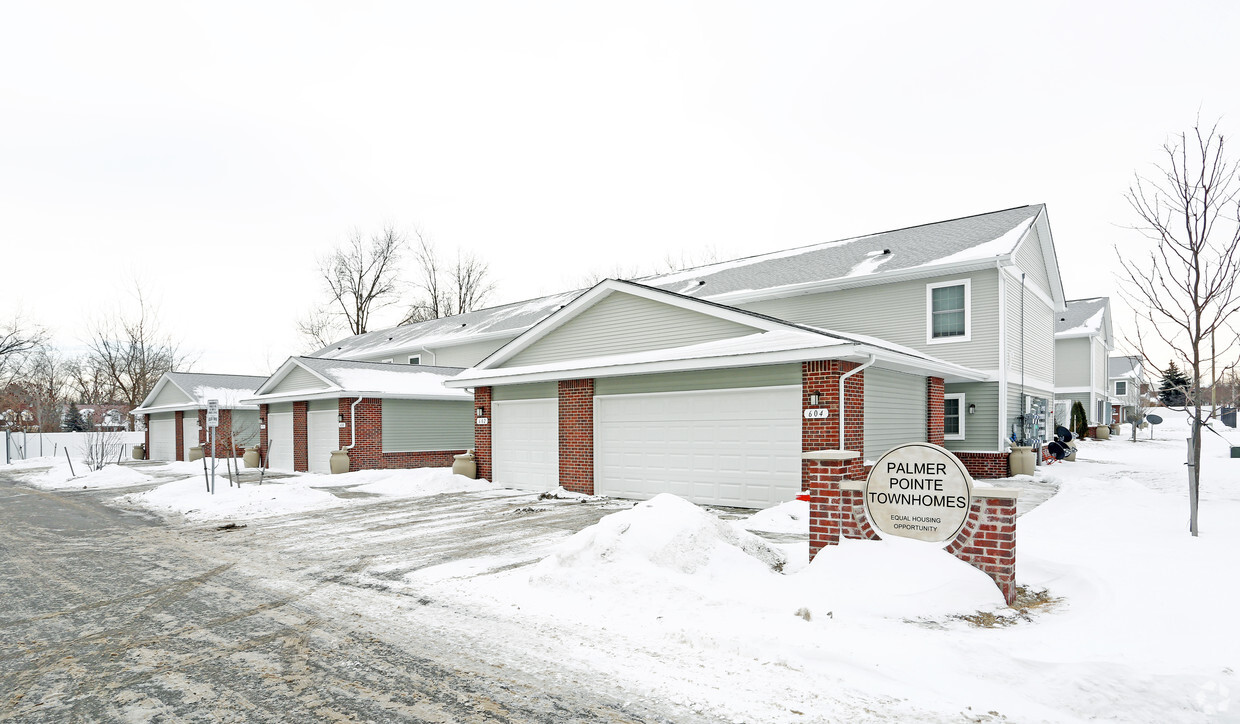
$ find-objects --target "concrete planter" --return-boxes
[1008,446,1035,476]
[452,451,477,479]
[132,444,145,460]
[329,450,350,474]
[188,446,204,462]
[243,447,260,468]
[1094,425,1110,440]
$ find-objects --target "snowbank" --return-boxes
[21,459,155,490]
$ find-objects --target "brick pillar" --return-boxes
[946,494,1018,604]
[927,377,945,445]
[802,360,864,484]
[197,409,207,449]
[558,379,594,494]
[143,414,151,459]
[340,398,380,471]
[174,410,185,461]
[474,387,492,481]
[806,458,849,559]
[293,401,308,472]
[259,404,269,464]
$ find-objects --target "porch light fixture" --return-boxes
[476,406,486,417]
[809,392,821,406]
[968,404,976,415]
[338,414,345,423]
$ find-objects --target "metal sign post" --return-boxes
[206,399,219,494]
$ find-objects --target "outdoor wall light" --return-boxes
[809,392,821,406]
[968,404,977,415]
[476,407,486,417]
[338,414,345,423]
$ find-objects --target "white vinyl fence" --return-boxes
[4,431,145,467]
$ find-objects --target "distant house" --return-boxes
[1054,298,1113,426]
[131,372,269,461]
[1109,355,1148,423]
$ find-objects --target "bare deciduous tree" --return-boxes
[85,285,192,411]
[401,234,495,323]
[320,225,407,336]
[1117,119,1240,536]
[0,312,46,386]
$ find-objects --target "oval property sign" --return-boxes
[864,442,974,543]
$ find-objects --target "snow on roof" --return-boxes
[1109,356,1144,380]
[311,206,1045,361]
[293,357,469,399]
[1055,298,1108,337]
[132,372,269,412]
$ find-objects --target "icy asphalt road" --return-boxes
[0,474,698,723]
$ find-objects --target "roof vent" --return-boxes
[883,248,891,255]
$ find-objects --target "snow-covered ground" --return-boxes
[5,407,1238,721]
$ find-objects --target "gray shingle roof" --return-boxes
[165,372,269,402]
[1055,298,1108,336]
[1109,355,1142,378]
[313,205,1045,361]
[293,356,464,379]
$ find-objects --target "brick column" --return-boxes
[945,494,1018,604]
[143,414,151,459]
[258,404,269,464]
[197,409,207,448]
[558,379,594,494]
[927,377,945,445]
[802,360,865,484]
[340,397,381,471]
[293,401,308,472]
[174,410,185,461]
[474,387,492,481]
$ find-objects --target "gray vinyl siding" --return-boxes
[942,382,999,452]
[433,338,516,368]
[863,369,927,461]
[737,269,1001,370]
[1013,227,1052,297]
[504,292,760,368]
[381,399,475,452]
[1057,393,1091,424]
[150,384,193,407]
[1055,338,1091,388]
[269,402,293,414]
[308,399,336,412]
[594,364,800,396]
[271,366,328,394]
[493,382,559,401]
[230,410,261,447]
[1006,279,1056,388]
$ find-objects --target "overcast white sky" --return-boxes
[3,1,1238,375]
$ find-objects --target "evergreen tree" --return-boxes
[1070,400,1089,439]
[63,402,88,432]
[1159,361,1190,406]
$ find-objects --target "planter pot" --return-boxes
[1095,425,1110,440]
[329,450,350,474]
[132,444,146,460]
[188,446,204,462]
[452,451,477,479]
[1008,445,1035,476]
[243,447,260,468]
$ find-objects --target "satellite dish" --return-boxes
[1146,414,1164,425]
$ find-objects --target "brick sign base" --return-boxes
[806,454,1018,604]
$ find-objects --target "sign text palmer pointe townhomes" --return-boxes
[863,442,973,543]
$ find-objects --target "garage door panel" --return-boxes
[493,399,557,490]
[149,417,176,461]
[307,409,337,474]
[268,411,294,471]
[595,386,800,509]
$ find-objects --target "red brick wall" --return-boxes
[801,360,865,483]
[143,414,151,459]
[558,379,594,494]
[293,401,308,472]
[474,387,492,481]
[927,377,945,445]
[174,410,185,462]
[945,496,1018,604]
[954,451,1010,479]
[808,467,1018,605]
[258,404,269,465]
[331,397,464,472]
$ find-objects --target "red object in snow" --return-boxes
[795,493,810,502]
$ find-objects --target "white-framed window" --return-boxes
[1115,380,1127,396]
[943,393,965,440]
[408,355,421,365]
[926,279,971,344]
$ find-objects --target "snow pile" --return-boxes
[337,468,494,497]
[23,460,154,490]
[532,493,787,585]
[798,537,1005,619]
[739,498,808,534]
[118,476,339,522]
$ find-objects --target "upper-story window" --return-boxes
[926,279,971,343]
[408,355,421,365]
[1115,380,1127,396]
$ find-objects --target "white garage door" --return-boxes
[307,406,338,474]
[148,415,176,461]
[492,399,558,490]
[182,414,200,460]
[595,386,801,509]
[268,408,294,471]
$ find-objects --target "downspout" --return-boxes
[839,355,877,451]
[346,396,364,449]
[418,347,437,365]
